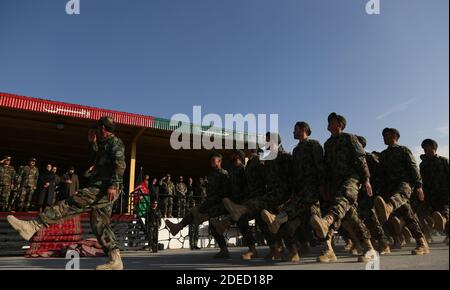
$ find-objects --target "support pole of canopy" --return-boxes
[127,128,146,214]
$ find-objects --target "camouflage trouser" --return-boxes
[236,214,257,248]
[178,198,186,218]
[328,177,360,220]
[145,209,161,250]
[162,197,173,217]
[0,185,12,210]
[209,218,227,249]
[417,200,449,235]
[189,224,199,248]
[18,187,35,211]
[284,188,321,220]
[358,194,388,244]
[181,197,227,226]
[37,186,118,255]
[327,178,371,242]
[382,182,424,241]
[244,185,291,215]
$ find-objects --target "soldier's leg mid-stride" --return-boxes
[6,116,127,270]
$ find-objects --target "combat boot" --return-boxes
[223,198,248,221]
[317,239,337,263]
[213,247,230,259]
[358,240,378,263]
[261,210,288,234]
[165,220,184,236]
[7,215,43,241]
[310,214,334,239]
[343,238,354,252]
[378,240,391,255]
[411,237,430,255]
[283,245,300,262]
[374,196,394,223]
[241,246,258,260]
[402,227,413,244]
[96,249,123,270]
[432,211,446,232]
[210,218,232,236]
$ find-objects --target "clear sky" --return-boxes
[0,0,448,160]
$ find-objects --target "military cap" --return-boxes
[356,135,367,149]
[382,128,400,139]
[266,132,282,145]
[232,149,246,163]
[295,121,312,136]
[421,139,438,150]
[209,151,223,160]
[2,156,12,161]
[29,157,37,162]
[96,116,116,132]
[327,112,347,129]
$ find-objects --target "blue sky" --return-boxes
[0,0,448,159]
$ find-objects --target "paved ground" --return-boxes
[0,239,448,270]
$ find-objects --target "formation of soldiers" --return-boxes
[166,112,449,264]
[0,158,80,212]
[4,113,449,270]
[0,157,39,212]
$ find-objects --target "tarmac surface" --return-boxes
[0,238,448,270]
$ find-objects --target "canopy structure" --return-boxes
[0,92,256,213]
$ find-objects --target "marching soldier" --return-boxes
[419,139,449,242]
[310,113,377,263]
[7,116,127,270]
[374,128,430,255]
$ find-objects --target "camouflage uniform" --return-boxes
[37,134,126,255]
[16,165,39,211]
[419,154,449,234]
[323,132,371,241]
[285,139,324,220]
[378,144,425,240]
[180,168,230,228]
[244,147,292,214]
[160,180,175,217]
[282,139,325,247]
[176,181,187,217]
[187,182,199,249]
[358,152,388,245]
[0,163,16,210]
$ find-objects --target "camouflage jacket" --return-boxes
[420,154,449,204]
[206,168,230,200]
[90,134,126,189]
[18,165,39,188]
[0,164,16,186]
[292,139,326,192]
[378,144,422,190]
[324,132,370,185]
[160,181,175,196]
[176,182,187,198]
[264,147,293,193]
[229,164,247,201]
[365,152,380,192]
[245,154,266,198]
